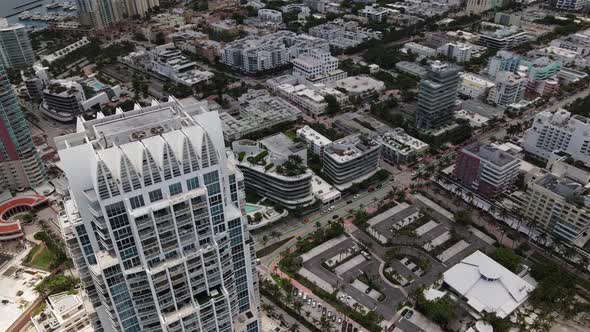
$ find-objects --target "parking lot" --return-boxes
[354,194,496,292]
[299,236,406,320]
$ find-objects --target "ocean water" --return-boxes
[1,0,78,28]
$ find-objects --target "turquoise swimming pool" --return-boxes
[244,204,261,213]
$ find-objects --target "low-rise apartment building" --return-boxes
[121,44,214,86]
[459,73,495,99]
[333,76,385,99]
[220,90,302,141]
[297,125,333,156]
[403,42,437,58]
[478,26,529,50]
[376,128,429,164]
[309,19,382,49]
[275,83,346,116]
[323,134,381,190]
[232,133,314,209]
[31,291,92,332]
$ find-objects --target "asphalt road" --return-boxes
[254,180,395,256]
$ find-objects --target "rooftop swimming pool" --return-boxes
[244,204,261,214]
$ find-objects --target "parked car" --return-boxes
[405,310,414,319]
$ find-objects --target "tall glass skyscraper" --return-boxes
[415,61,461,131]
[56,98,260,332]
[0,18,35,71]
[77,0,125,30]
[0,64,46,189]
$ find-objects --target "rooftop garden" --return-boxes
[246,150,268,166]
[47,83,68,94]
[275,155,307,177]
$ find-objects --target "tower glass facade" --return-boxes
[415,61,461,131]
[0,64,46,189]
[0,19,35,71]
[57,99,260,332]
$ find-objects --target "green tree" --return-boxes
[453,209,472,225]
[325,95,341,114]
[34,275,79,298]
[492,247,521,273]
[415,291,458,326]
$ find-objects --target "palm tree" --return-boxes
[499,206,510,227]
[293,300,303,315]
[271,231,282,242]
[320,315,333,332]
[289,323,300,332]
[454,186,464,202]
[262,303,274,315]
[537,232,548,247]
[466,192,475,207]
[563,245,577,265]
[577,255,589,272]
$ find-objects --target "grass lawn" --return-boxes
[28,246,56,271]
[283,130,297,141]
[24,244,42,263]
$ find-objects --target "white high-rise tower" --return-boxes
[56,97,260,332]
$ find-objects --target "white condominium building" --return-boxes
[56,97,260,332]
[524,172,590,242]
[323,134,381,190]
[122,44,214,86]
[487,50,520,78]
[478,26,529,50]
[376,128,429,164]
[275,83,346,116]
[232,133,314,209]
[522,109,590,165]
[555,0,586,11]
[258,9,283,23]
[487,71,525,106]
[358,5,394,21]
[308,19,382,49]
[297,125,333,157]
[31,291,93,332]
[403,42,437,58]
[459,73,495,99]
[437,42,473,63]
[293,49,339,79]
[221,31,329,73]
[220,90,302,141]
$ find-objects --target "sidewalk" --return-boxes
[259,261,365,331]
[421,186,520,249]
